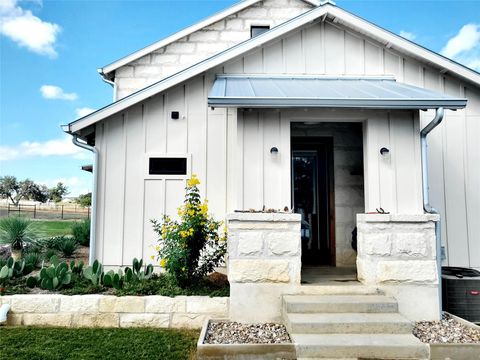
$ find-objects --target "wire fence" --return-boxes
[0,204,90,220]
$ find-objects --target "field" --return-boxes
[30,220,76,237]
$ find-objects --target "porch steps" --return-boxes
[283,294,429,359]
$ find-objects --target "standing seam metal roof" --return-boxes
[208,75,468,109]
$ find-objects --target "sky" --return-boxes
[1,0,479,197]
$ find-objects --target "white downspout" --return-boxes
[71,135,98,265]
[0,304,10,325]
[420,107,444,319]
[98,69,117,101]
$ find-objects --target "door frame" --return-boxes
[291,136,336,266]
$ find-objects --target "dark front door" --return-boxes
[291,137,335,266]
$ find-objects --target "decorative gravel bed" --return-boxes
[413,313,480,344]
[204,321,291,344]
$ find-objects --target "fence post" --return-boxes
[18,204,21,215]
[61,205,64,220]
[34,205,36,219]
[88,207,90,219]
[7,203,10,217]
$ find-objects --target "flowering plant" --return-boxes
[151,174,227,287]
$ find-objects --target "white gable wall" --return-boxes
[114,0,314,99]
[94,18,480,270]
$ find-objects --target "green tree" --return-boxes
[48,182,69,203]
[76,192,92,207]
[0,176,48,205]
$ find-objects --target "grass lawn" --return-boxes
[30,220,76,237]
[0,327,199,360]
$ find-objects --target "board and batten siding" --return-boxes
[94,18,479,269]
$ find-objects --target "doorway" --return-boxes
[291,137,335,267]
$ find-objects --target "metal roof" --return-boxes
[208,75,468,109]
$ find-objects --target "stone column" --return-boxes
[356,213,441,321]
[227,213,301,323]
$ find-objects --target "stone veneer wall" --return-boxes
[0,295,228,328]
[227,212,301,323]
[356,213,441,321]
[114,0,314,99]
[291,122,364,267]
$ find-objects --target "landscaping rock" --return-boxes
[204,321,291,344]
[0,245,11,260]
[413,313,480,343]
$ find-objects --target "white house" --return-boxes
[63,0,479,329]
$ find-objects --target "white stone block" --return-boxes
[363,233,392,256]
[186,297,228,314]
[59,295,100,314]
[269,7,303,19]
[99,296,145,313]
[115,66,134,78]
[171,313,206,329]
[144,296,186,313]
[116,78,148,90]
[151,54,179,64]
[71,313,119,327]
[179,54,207,65]
[225,19,244,30]
[11,295,60,313]
[229,259,290,283]
[131,54,151,65]
[236,231,264,256]
[377,260,438,284]
[266,232,300,256]
[393,233,429,257]
[134,65,163,77]
[119,313,170,328]
[196,42,230,53]
[237,7,268,18]
[23,313,72,327]
[165,42,196,54]
[204,20,225,31]
[189,30,219,42]
[219,31,249,42]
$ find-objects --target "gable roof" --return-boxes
[99,0,320,79]
[66,2,480,133]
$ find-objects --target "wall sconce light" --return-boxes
[380,147,390,156]
[171,111,180,120]
[270,147,279,154]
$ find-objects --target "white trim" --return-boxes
[143,153,192,180]
[100,0,319,76]
[69,4,480,133]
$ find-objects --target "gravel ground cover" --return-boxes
[413,313,480,344]
[204,321,291,344]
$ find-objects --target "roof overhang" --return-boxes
[208,75,468,110]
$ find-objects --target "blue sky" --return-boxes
[1,0,479,196]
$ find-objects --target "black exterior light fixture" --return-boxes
[270,147,279,154]
[380,147,390,156]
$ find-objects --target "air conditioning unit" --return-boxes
[442,267,480,324]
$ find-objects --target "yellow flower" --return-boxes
[181,267,186,272]
[180,230,189,238]
[155,245,160,251]
[188,209,195,216]
[159,258,167,267]
[189,228,194,235]
[200,202,208,214]
[150,255,155,260]
[187,174,200,187]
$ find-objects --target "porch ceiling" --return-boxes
[208,75,467,110]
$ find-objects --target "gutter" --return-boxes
[63,128,98,266]
[98,69,117,101]
[420,107,444,319]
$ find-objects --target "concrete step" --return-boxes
[284,295,398,313]
[287,312,413,334]
[292,333,429,359]
[290,284,382,296]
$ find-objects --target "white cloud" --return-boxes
[38,176,91,197]
[441,23,480,71]
[0,0,61,57]
[75,107,95,118]
[40,85,78,101]
[399,30,416,41]
[442,24,480,58]
[0,136,89,161]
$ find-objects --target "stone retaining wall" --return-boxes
[356,213,441,321]
[0,295,228,329]
[227,212,301,323]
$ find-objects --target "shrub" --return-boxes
[23,252,42,269]
[151,174,227,287]
[0,216,36,250]
[35,235,69,251]
[43,249,58,262]
[58,237,78,257]
[71,219,90,247]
